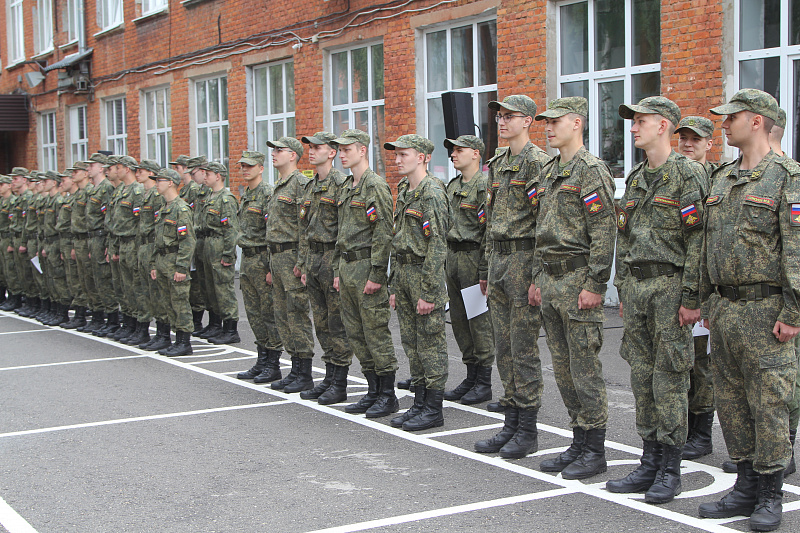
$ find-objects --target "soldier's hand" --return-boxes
[578,289,602,310]
[174,272,187,282]
[333,276,340,292]
[678,306,701,327]
[41,250,47,258]
[619,302,623,318]
[105,253,110,262]
[265,272,273,285]
[150,269,157,280]
[702,318,709,329]
[389,294,396,309]
[6,245,12,253]
[71,249,76,260]
[293,266,302,278]
[528,283,541,306]
[300,274,307,286]
[480,279,488,296]
[19,246,26,253]
[88,252,91,259]
[417,299,434,315]
[364,280,381,295]
[60,253,64,261]
[221,259,232,267]
[773,321,800,343]
[112,254,119,262]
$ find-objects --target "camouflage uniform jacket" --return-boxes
[179,180,202,210]
[193,185,212,231]
[104,183,123,255]
[55,193,74,248]
[0,195,14,236]
[298,167,346,271]
[446,169,489,277]
[614,150,706,309]
[534,146,616,295]
[200,188,239,264]
[237,180,273,249]
[70,184,93,236]
[111,182,144,238]
[137,187,165,243]
[10,190,32,239]
[333,168,394,285]
[87,179,115,235]
[265,169,311,254]
[25,193,43,243]
[43,194,64,239]
[701,151,800,326]
[152,197,196,275]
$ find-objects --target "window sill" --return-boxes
[4,60,26,72]
[32,48,55,60]
[93,22,125,39]
[134,7,169,23]
[60,40,79,51]
[181,0,214,7]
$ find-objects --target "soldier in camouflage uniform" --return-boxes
[198,161,240,344]
[262,137,315,392]
[234,150,284,384]
[474,95,549,460]
[7,168,33,314]
[188,157,218,338]
[331,129,398,418]
[150,169,196,356]
[53,171,78,326]
[39,171,70,326]
[529,97,616,479]
[441,135,494,405]
[296,132,353,403]
[384,135,449,431]
[31,173,52,321]
[20,172,44,318]
[698,92,799,532]
[0,175,20,311]
[62,162,92,329]
[95,156,125,338]
[607,97,705,504]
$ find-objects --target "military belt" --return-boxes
[156,245,179,255]
[44,235,60,243]
[493,238,534,255]
[394,253,425,266]
[309,241,336,253]
[72,232,89,240]
[13,230,23,237]
[242,245,269,258]
[269,242,298,254]
[91,229,107,238]
[629,262,680,281]
[716,284,782,302]
[196,229,211,238]
[341,248,372,262]
[448,241,480,252]
[118,235,136,243]
[543,255,589,277]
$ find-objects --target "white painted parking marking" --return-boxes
[0,329,52,336]
[423,423,503,438]
[0,355,146,372]
[0,495,38,533]
[191,356,255,364]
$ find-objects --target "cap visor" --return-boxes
[265,141,286,149]
[488,101,522,113]
[675,126,710,137]
[301,136,323,145]
[534,109,570,121]
[709,103,746,116]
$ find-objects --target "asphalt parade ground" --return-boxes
[2,300,800,532]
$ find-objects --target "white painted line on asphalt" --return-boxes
[302,488,576,533]
[0,495,38,533]
[191,356,254,364]
[0,355,146,372]
[0,329,52,336]
[423,423,503,438]
[0,401,290,439]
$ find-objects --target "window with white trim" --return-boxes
[35,0,54,54]
[735,0,800,159]
[97,0,123,31]
[556,0,661,192]
[7,0,25,64]
[195,76,229,169]
[252,60,295,183]
[330,42,385,175]
[40,112,58,172]
[143,87,172,167]
[69,105,89,164]
[66,0,85,45]
[424,18,498,182]
[141,0,167,16]
[105,98,127,155]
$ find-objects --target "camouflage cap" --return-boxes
[9,167,29,177]
[115,155,139,170]
[44,170,65,183]
[709,89,780,123]
[238,151,266,166]
[135,159,162,174]
[619,96,681,126]
[66,161,89,171]
[675,116,714,138]
[331,129,370,146]
[153,168,183,185]
[201,161,228,177]
[302,131,338,146]
[266,137,304,158]
[27,170,42,182]
[186,155,208,170]
[169,155,191,167]
[87,153,110,165]
[443,134,486,154]
[384,134,435,155]
[0,175,12,184]
[776,108,787,129]
[488,95,538,118]
[535,96,588,120]
[103,155,120,168]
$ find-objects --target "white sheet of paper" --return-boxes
[461,283,488,320]
[692,322,709,337]
[31,255,42,274]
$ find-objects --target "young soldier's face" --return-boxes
[496,106,530,140]
[239,163,262,181]
[544,115,577,150]
[630,113,663,149]
[677,131,712,162]
[61,176,73,191]
[87,162,104,179]
[271,147,294,170]
[394,148,424,177]
[135,168,151,183]
[42,179,56,193]
[191,168,206,185]
[308,143,337,166]
[721,111,756,148]
[338,143,366,169]
[450,146,479,172]
[156,178,170,195]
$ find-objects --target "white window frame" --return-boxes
[328,41,385,176]
[142,86,172,167]
[65,0,85,47]
[734,0,800,159]
[97,0,124,31]
[104,97,127,155]
[6,0,25,65]
[193,75,229,169]
[69,105,89,165]
[40,112,58,172]
[556,0,662,195]
[422,16,498,182]
[34,0,54,55]
[251,60,295,184]
[141,0,167,17]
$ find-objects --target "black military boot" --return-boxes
[191,310,205,336]
[93,310,118,337]
[397,377,415,392]
[699,461,759,518]
[35,299,51,322]
[345,371,380,414]
[645,444,683,504]
[540,427,586,472]
[271,357,299,390]
[486,400,507,412]
[78,310,105,333]
[199,312,222,339]
[562,428,608,480]
[163,330,193,357]
[683,411,714,460]
[112,315,134,340]
[365,372,400,418]
[50,303,71,326]
[62,306,87,329]
[443,363,478,401]
[723,460,738,473]
[461,365,493,405]
[13,296,30,315]
[237,345,270,379]
[19,297,40,317]
[318,365,349,405]
[8,294,24,311]
[0,288,7,308]
[606,440,663,493]
[254,350,282,384]
[125,321,151,346]
[0,293,20,311]
[499,408,539,459]
[402,389,444,431]
[41,303,61,326]
[391,386,427,428]
[749,471,784,532]
[284,358,314,393]
[301,362,334,399]
[143,322,172,351]
[209,319,240,344]
[475,408,519,453]
[785,429,796,476]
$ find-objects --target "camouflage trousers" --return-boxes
[620,273,692,447]
[90,236,117,313]
[1,238,19,294]
[201,236,238,321]
[119,240,143,317]
[154,253,193,333]
[13,237,33,297]
[540,267,607,430]
[240,251,282,351]
[73,239,97,310]
[689,334,714,415]
[305,249,352,367]
[138,242,162,322]
[446,248,494,367]
[338,257,397,376]
[487,249,543,410]
[44,240,70,305]
[27,239,45,298]
[190,239,207,313]
[709,293,796,474]
[269,249,314,359]
[64,243,84,307]
[790,340,800,430]
[110,248,124,313]
[392,263,448,391]
[0,239,6,290]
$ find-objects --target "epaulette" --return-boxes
[626,161,646,186]
[487,146,509,165]
[710,159,737,180]
[776,156,800,177]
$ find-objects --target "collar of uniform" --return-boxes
[312,173,331,192]
[497,140,533,172]
[454,170,480,197]
[274,168,303,190]
[734,150,777,183]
